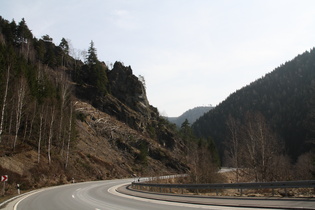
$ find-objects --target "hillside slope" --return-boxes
[0,17,189,196]
[0,100,187,194]
[192,48,315,161]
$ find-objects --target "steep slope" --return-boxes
[0,100,187,194]
[73,100,188,178]
[192,48,315,161]
[167,106,213,127]
[0,17,189,197]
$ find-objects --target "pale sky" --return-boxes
[1,0,315,117]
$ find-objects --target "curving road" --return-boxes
[3,178,313,210]
[2,178,276,210]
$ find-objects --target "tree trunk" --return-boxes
[65,103,73,169]
[13,78,27,150]
[0,65,10,143]
[47,106,55,164]
[37,107,44,163]
[28,104,37,141]
[58,73,70,156]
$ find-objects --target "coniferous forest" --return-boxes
[192,48,315,180]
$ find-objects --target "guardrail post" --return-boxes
[285,188,287,197]
[170,187,172,193]
[272,188,274,196]
[240,188,243,196]
[216,189,218,196]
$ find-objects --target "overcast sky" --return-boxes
[1,0,315,117]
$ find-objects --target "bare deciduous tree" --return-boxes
[27,101,37,142]
[225,115,241,182]
[13,77,27,149]
[0,64,10,143]
[241,112,282,182]
[65,102,73,169]
[294,151,315,180]
[47,106,55,164]
[38,106,44,163]
[57,72,71,156]
[224,112,289,182]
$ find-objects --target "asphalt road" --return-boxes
[2,178,314,210]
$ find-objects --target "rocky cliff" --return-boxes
[95,62,157,133]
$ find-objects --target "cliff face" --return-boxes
[108,62,150,115]
[72,62,188,180]
[74,60,185,153]
[91,62,159,134]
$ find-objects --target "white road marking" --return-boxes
[13,189,46,210]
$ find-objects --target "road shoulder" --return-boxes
[117,184,315,209]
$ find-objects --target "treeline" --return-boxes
[192,48,315,180]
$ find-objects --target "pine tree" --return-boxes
[59,38,69,55]
[86,40,98,65]
[17,18,32,43]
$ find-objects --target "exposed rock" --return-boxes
[108,62,151,117]
[83,62,159,134]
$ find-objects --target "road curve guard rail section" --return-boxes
[131,179,315,197]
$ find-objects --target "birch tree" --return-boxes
[0,64,10,143]
[37,106,44,163]
[225,115,241,182]
[241,112,280,182]
[47,106,55,164]
[58,73,71,156]
[65,102,73,169]
[13,77,27,149]
[27,101,37,142]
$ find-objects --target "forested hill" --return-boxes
[192,48,315,161]
[167,106,213,127]
[0,16,224,195]
[0,16,182,187]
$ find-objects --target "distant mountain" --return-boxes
[192,48,315,161]
[167,106,213,127]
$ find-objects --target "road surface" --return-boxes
[1,178,314,210]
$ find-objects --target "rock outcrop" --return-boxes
[108,62,150,116]
[94,62,159,133]
[75,61,183,152]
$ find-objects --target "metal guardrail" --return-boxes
[131,179,315,197]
